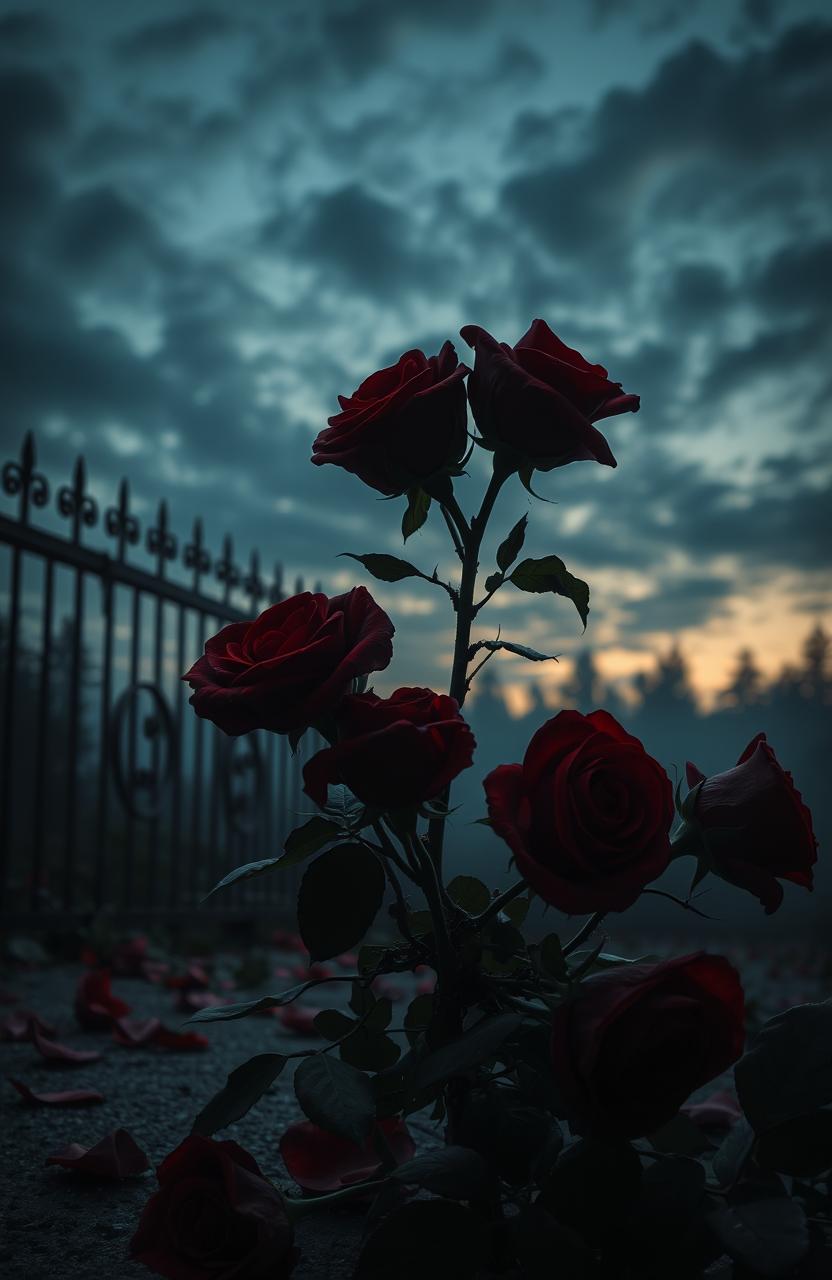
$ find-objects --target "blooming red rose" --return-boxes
[312,342,469,496]
[303,686,476,811]
[183,587,394,737]
[280,1116,415,1193]
[484,710,673,914]
[550,953,745,1139]
[460,319,639,472]
[75,969,131,1031]
[683,733,817,914]
[131,1135,297,1280]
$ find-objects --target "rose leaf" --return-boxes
[298,843,386,963]
[509,555,590,629]
[294,1054,375,1144]
[192,1053,287,1137]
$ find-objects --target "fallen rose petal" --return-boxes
[46,1128,149,1177]
[682,1089,743,1129]
[79,945,99,967]
[164,962,211,991]
[273,930,307,954]
[277,1005,325,1036]
[1,1009,57,1042]
[175,989,225,1013]
[113,1017,163,1047]
[75,970,131,1030]
[111,937,150,977]
[280,1116,415,1193]
[273,966,293,980]
[32,1029,102,1065]
[9,1077,104,1105]
[139,961,170,984]
[152,1027,209,1052]
[336,953,358,970]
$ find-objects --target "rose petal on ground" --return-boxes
[46,1128,149,1177]
[336,953,359,969]
[164,963,211,991]
[32,1029,102,1065]
[152,1027,209,1051]
[9,1077,104,1105]
[1,1010,57,1042]
[75,970,131,1030]
[176,990,225,1013]
[277,1005,325,1036]
[113,1017,163,1047]
[280,1117,415,1193]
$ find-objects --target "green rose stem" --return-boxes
[284,1178,391,1220]
[561,911,606,957]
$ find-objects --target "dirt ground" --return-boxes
[1,939,829,1280]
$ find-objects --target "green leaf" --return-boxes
[447,875,491,915]
[496,514,528,572]
[474,639,558,663]
[298,843,386,962]
[294,1054,376,1144]
[341,553,425,584]
[509,555,590,629]
[201,856,288,901]
[192,1053,286,1137]
[405,910,434,937]
[357,944,388,975]
[322,784,366,829]
[483,572,503,594]
[404,994,434,1046]
[402,487,431,541]
[340,1027,401,1071]
[412,1011,523,1092]
[712,1115,756,1189]
[284,815,341,861]
[365,997,393,1033]
[393,1146,494,1199]
[349,984,376,1018]
[706,1194,809,1277]
[313,1009,356,1040]
[647,1113,713,1156]
[502,895,530,927]
[184,980,328,1024]
[736,1006,827,1133]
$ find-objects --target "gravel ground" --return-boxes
[0,957,439,1280]
[1,940,829,1280]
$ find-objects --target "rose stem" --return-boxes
[561,911,606,957]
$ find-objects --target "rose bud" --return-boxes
[183,587,394,737]
[312,343,469,497]
[677,733,817,914]
[484,710,673,914]
[303,686,475,812]
[131,1135,297,1279]
[460,319,638,474]
[550,953,745,1139]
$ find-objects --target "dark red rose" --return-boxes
[75,969,131,1030]
[312,342,469,496]
[303,686,476,811]
[460,319,639,472]
[280,1116,415,1193]
[484,710,673,914]
[183,587,394,737]
[550,953,745,1139]
[683,733,817,914]
[131,1135,296,1280]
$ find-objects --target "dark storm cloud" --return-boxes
[0,9,57,50]
[619,576,734,634]
[503,22,832,274]
[113,9,232,63]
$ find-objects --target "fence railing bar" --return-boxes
[63,567,85,910]
[93,573,114,912]
[31,556,55,910]
[0,543,22,907]
[170,605,186,910]
[124,588,141,908]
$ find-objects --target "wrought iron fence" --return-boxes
[0,432,314,925]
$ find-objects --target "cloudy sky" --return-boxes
[2,0,830,711]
